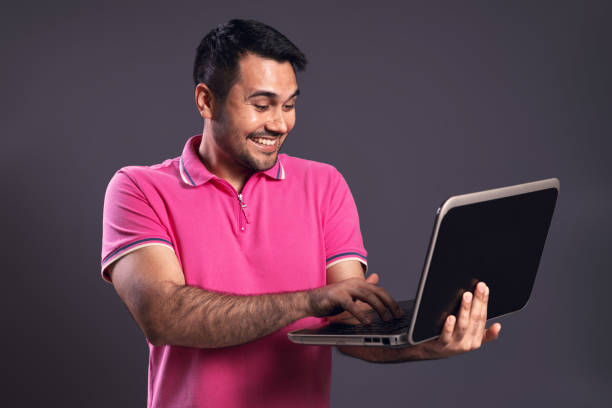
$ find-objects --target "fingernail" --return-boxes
[464,292,472,302]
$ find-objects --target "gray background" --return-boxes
[2,0,610,406]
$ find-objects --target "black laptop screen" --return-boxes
[411,187,558,343]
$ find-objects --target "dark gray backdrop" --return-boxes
[2,1,610,406]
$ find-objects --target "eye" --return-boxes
[283,104,295,111]
[254,104,269,111]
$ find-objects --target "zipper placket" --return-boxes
[237,193,249,232]
[215,177,254,233]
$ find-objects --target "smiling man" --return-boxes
[101,19,501,408]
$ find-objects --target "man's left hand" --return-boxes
[412,281,501,360]
[330,264,502,363]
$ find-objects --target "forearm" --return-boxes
[336,344,437,364]
[149,284,311,348]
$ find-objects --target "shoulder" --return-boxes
[104,157,181,206]
[108,157,181,191]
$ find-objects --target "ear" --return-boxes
[195,83,215,120]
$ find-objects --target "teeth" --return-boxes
[252,137,276,146]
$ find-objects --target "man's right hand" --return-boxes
[307,276,403,324]
[110,246,401,348]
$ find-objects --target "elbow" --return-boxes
[145,330,166,347]
[140,314,169,347]
[136,291,175,347]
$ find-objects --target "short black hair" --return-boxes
[193,19,308,102]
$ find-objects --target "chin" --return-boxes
[257,157,277,171]
[242,152,277,172]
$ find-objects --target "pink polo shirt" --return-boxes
[101,135,368,408]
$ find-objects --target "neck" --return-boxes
[197,128,252,193]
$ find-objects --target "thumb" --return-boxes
[365,273,379,285]
[483,323,502,343]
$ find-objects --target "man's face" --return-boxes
[212,53,299,173]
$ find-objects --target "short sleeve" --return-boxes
[100,169,174,283]
[323,169,368,272]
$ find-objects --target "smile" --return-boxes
[249,137,279,153]
[251,137,277,146]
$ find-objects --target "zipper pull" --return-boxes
[237,193,249,223]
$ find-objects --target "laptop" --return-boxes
[288,178,559,347]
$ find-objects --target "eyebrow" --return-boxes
[247,89,300,100]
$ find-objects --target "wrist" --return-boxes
[413,341,445,361]
[291,290,314,320]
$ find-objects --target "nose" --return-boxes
[266,108,288,134]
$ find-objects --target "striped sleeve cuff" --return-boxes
[101,237,174,283]
[325,251,368,273]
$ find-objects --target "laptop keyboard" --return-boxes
[323,300,415,335]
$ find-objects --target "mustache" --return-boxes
[248,130,284,139]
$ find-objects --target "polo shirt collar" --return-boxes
[261,155,286,180]
[179,135,286,187]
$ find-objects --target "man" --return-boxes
[101,19,501,408]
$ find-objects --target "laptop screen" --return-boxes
[412,187,558,343]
